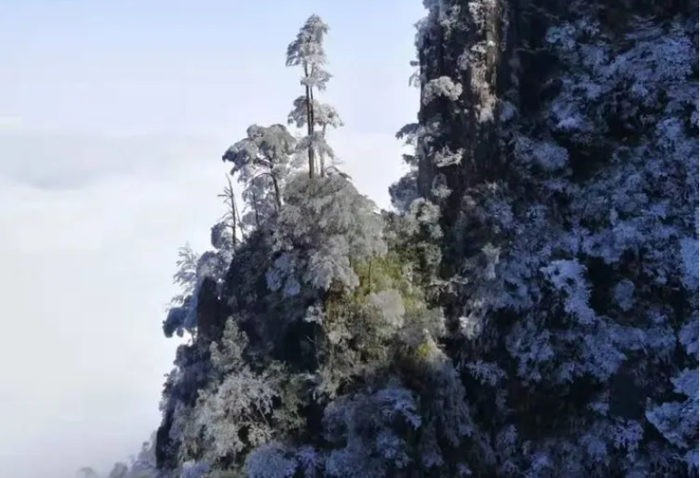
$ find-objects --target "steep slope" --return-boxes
[149,2,698,477]
[392,0,698,475]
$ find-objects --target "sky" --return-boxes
[0,1,423,477]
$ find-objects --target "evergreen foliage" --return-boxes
[286,15,338,178]
[94,3,697,477]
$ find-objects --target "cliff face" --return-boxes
[152,2,698,477]
[409,0,698,474]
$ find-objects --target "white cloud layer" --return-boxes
[0,2,422,475]
[0,129,408,477]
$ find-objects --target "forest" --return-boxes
[82,1,698,477]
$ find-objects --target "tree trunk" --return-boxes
[225,175,238,247]
[272,176,282,210]
[319,124,327,177]
[230,200,237,247]
[252,190,261,228]
[304,64,315,178]
[368,258,372,292]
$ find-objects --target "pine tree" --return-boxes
[286,14,337,178]
[223,124,296,220]
[148,3,698,477]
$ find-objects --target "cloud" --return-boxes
[0,133,228,477]
[0,132,229,191]
[0,129,405,477]
[0,115,23,129]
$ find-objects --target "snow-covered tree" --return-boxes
[163,244,200,337]
[267,173,386,296]
[223,124,296,218]
[77,467,99,478]
[80,436,158,478]
[107,463,129,478]
[286,14,337,178]
[163,235,233,339]
[288,96,342,178]
[149,4,697,478]
[245,442,297,478]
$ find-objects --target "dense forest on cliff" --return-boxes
[86,1,698,477]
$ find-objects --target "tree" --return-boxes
[267,173,386,296]
[147,3,697,477]
[163,242,230,338]
[108,463,129,478]
[223,124,296,216]
[77,467,99,478]
[216,175,243,248]
[286,14,336,178]
[288,95,342,178]
[170,244,199,306]
[178,319,282,466]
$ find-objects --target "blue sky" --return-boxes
[1,0,421,136]
[0,2,423,477]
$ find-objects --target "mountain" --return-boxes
[95,2,698,477]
